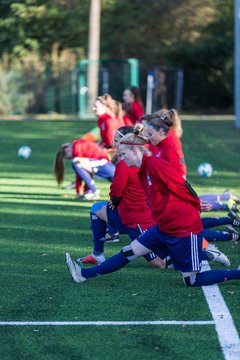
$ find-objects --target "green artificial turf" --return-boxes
[0,119,239,360]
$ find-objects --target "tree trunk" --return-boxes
[87,0,101,112]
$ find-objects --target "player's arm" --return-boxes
[109,161,129,206]
[150,157,201,210]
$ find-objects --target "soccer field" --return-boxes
[0,119,239,360]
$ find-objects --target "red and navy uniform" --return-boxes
[168,129,187,177]
[135,154,203,272]
[72,139,110,194]
[109,160,154,230]
[98,113,120,148]
[154,135,186,178]
[126,100,144,125]
[138,155,202,237]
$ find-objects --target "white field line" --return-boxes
[202,261,240,360]
[0,262,239,360]
[0,320,214,326]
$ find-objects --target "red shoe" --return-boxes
[79,255,98,264]
[78,253,106,265]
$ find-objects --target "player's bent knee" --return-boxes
[182,273,197,287]
[121,245,138,261]
[72,157,81,166]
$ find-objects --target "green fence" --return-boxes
[78,58,139,118]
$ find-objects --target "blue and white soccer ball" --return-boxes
[18,146,32,160]
[197,162,213,177]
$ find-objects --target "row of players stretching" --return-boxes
[77,126,240,270]
[54,106,240,245]
[54,98,240,213]
[53,87,143,200]
[66,121,240,287]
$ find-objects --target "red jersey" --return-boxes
[72,139,109,160]
[123,114,134,126]
[98,112,120,148]
[138,155,202,237]
[109,160,154,229]
[154,136,186,178]
[168,129,187,177]
[72,139,109,194]
[127,100,144,124]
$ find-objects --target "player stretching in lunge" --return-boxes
[66,124,240,287]
[79,125,165,268]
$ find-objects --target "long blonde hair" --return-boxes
[112,101,126,126]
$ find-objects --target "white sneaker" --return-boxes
[205,244,230,266]
[64,181,76,190]
[65,253,86,283]
[82,189,100,200]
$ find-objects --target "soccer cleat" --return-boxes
[65,253,86,283]
[78,252,106,265]
[227,210,240,227]
[224,189,240,204]
[205,244,230,266]
[81,189,100,200]
[232,203,239,212]
[64,181,76,190]
[99,232,120,243]
[224,225,240,241]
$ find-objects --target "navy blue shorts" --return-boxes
[136,224,203,272]
[106,203,157,262]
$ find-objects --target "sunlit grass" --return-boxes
[0,119,239,360]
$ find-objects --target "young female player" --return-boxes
[53,139,115,200]
[113,100,133,127]
[93,94,122,149]
[141,110,240,240]
[78,126,165,268]
[65,125,240,286]
[122,86,144,125]
[142,108,240,211]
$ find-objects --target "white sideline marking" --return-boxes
[202,261,240,360]
[0,263,239,360]
[0,321,214,326]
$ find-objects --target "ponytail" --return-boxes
[53,148,65,185]
[169,108,183,138]
[120,123,148,146]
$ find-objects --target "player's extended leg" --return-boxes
[202,228,240,242]
[182,269,240,287]
[202,211,240,229]
[66,240,151,283]
[174,233,240,286]
[65,225,167,283]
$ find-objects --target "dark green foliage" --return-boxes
[0,0,234,112]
